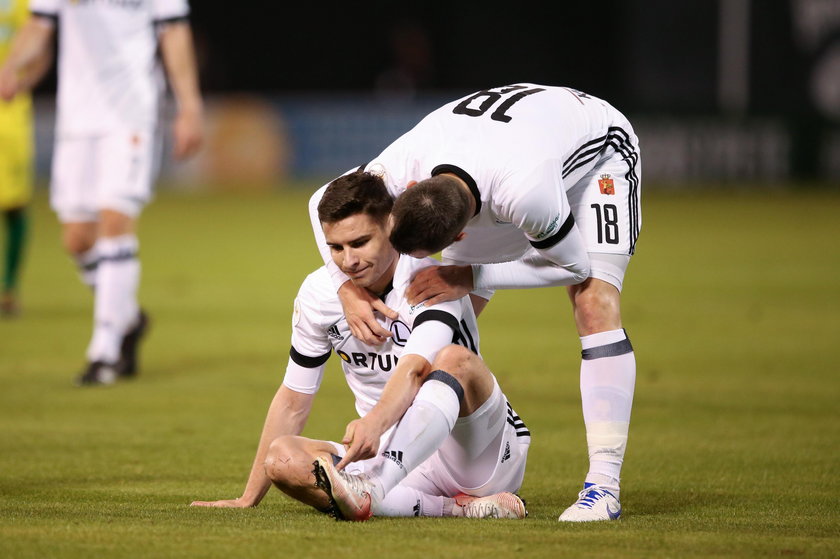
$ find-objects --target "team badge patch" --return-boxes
[598,174,615,195]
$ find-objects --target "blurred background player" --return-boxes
[0,0,203,383]
[0,0,50,317]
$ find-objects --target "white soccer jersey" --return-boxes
[283,254,480,418]
[368,84,637,258]
[310,84,641,292]
[30,0,189,136]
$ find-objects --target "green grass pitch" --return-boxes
[1,185,838,558]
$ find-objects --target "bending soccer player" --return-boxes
[309,84,640,522]
[0,0,203,383]
[191,171,530,520]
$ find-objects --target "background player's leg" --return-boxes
[62,221,99,289]
[2,207,27,315]
[84,210,141,376]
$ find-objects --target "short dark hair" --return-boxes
[317,171,394,226]
[389,175,472,254]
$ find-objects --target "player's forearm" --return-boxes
[16,45,53,91]
[363,354,431,434]
[1,18,53,76]
[239,385,313,506]
[473,229,591,289]
[159,22,203,115]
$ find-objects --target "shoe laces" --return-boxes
[574,486,615,510]
[462,498,499,519]
[338,470,373,498]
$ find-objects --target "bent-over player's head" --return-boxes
[317,170,393,226]
[318,171,397,293]
[389,175,472,257]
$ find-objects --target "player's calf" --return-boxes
[264,437,334,512]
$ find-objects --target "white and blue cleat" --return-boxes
[558,484,621,522]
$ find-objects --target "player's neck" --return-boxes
[442,172,476,216]
[367,251,398,296]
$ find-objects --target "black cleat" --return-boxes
[75,361,119,386]
[117,310,149,377]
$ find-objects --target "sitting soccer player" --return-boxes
[191,171,530,520]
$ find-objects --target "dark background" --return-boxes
[187,0,834,119]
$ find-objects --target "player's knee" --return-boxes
[571,281,622,334]
[264,436,299,484]
[431,344,481,381]
[62,229,95,256]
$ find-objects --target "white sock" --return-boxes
[86,235,140,364]
[372,484,456,517]
[75,246,99,290]
[373,372,463,500]
[579,328,636,495]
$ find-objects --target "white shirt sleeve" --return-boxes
[29,0,59,16]
[151,0,190,21]
[474,160,590,289]
[282,285,332,394]
[401,299,464,364]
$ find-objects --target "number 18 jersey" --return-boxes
[365,83,641,263]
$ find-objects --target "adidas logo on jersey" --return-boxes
[501,441,511,463]
[327,324,344,341]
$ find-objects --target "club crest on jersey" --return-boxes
[598,174,615,195]
[389,320,411,346]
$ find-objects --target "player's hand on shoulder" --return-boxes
[407,265,473,307]
[338,281,396,345]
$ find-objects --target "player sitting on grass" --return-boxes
[191,171,530,520]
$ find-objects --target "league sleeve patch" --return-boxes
[292,298,301,327]
[531,214,561,240]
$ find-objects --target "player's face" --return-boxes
[323,213,398,293]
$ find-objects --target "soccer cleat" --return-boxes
[75,361,120,386]
[558,484,621,522]
[455,492,528,519]
[117,310,149,377]
[312,455,373,521]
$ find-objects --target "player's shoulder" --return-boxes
[392,254,439,290]
[296,267,341,313]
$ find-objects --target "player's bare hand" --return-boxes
[336,418,380,470]
[190,497,254,508]
[0,67,20,102]
[172,106,203,160]
[406,265,473,307]
[338,281,398,345]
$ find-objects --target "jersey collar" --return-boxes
[431,164,481,217]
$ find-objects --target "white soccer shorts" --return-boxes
[332,380,531,498]
[50,127,162,222]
